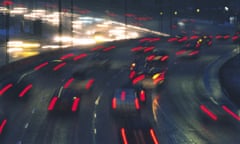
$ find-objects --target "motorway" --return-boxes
[1,5,240,144]
[0,34,240,143]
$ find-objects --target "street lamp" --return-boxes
[159,11,163,31]
[124,0,128,38]
[70,0,73,46]
[58,0,62,48]
[3,0,13,64]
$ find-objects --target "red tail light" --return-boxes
[223,35,230,39]
[176,50,186,55]
[167,37,178,42]
[132,74,145,85]
[91,45,104,51]
[161,55,169,61]
[72,97,80,112]
[200,104,218,121]
[232,35,238,41]
[189,50,199,56]
[140,90,146,102]
[0,83,13,96]
[53,62,66,71]
[19,84,33,98]
[190,35,199,40]
[48,97,58,111]
[64,78,74,88]
[112,97,117,109]
[85,79,95,90]
[135,98,140,110]
[150,128,159,144]
[120,128,128,144]
[73,53,88,61]
[34,62,48,70]
[60,53,74,60]
[0,119,7,134]
[129,71,136,79]
[222,105,240,121]
[144,46,154,53]
[120,91,126,101]
[103,45,116,52]
[146,55,155,61]
[131,46,143,52]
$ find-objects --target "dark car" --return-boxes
[111,88,141,117]
[176,45,200,58]
[48,88,81,113]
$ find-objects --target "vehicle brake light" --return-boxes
[135,98,140,110]
[112,97,117,109]
[132,74,145,85]
[222,105,240,121]
[48,97,58,111]
[161,55,169,61]
[0,83,13,96]
[60,53,74,60]
[121,91,126,101]
[72,97,80,112]
[34,62,48,70]
[129,71,136,79]
[64,78,74,88]
[0,119,7,134]
[120,128,128,144]
[85,79,95,90]
[200,104,218,121]
[150,128,159,144]
[73,53,88,61]
[19,84,33,97]
[140,90,145,102]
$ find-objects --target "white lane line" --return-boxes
[24,123,29,129]
[17,70,35,83]
[95,95,101,105]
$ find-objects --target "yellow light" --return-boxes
[152,73,160,80]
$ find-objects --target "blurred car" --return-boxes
[131,42,155,55]
[71,70,95,92]
[135,86,147,104]
[215,33,231,40]
[48,88,81,113]
[145,50,169,68]
[198,35,213,46]
[199,100,240,122]
[111,88,141,117]
[175,45,200,58]
[139,36,161,43]
[0,112,7,135]
[131,66,166,89]
[119,119,159,144]
[232,31,240,44]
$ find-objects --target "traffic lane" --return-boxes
[154,42,240,143]
[219,54,240,107]
[0,72,60,143]
[0,52,93,143]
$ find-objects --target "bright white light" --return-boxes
[7,48,23,53]
[7,41,40,49]
[0,7,8,13]
[177,21,185,26]
[224,6,229,11]
[10,7,28,15]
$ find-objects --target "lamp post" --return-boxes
[124,0,128,38]
[3,0,12,64]
[70,0,73,46]
[58,0,62,48]
[159,11,163,31]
